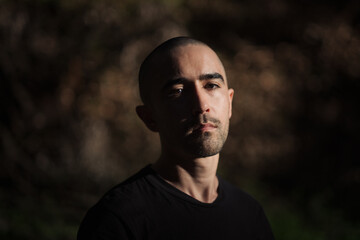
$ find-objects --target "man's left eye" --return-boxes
[205,83,220,89]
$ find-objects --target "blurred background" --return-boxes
[1,0,359,239]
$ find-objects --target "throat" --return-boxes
[184,180,219,203]
[153,152,220,203]
[157,166,220,203]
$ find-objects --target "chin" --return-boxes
[185,141,224,158]
[181,129,228,158]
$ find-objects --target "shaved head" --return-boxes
[138,37,209,105]
[136,37,233,158]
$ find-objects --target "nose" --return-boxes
[191,86,210,116]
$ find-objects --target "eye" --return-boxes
[167,88,183,98]
[205,83,220,90]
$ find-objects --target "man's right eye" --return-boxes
[167,88,183,98]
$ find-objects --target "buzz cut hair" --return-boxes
[138,36,208,105]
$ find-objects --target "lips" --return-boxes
[184,115,220,134]
[193,122,217,132]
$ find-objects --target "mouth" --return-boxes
[183,115,221,135]
[193,122,217,132]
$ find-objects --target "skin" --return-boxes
[136,44,234,203]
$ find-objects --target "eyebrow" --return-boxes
[162,72,225,91]
[199,72,224,82]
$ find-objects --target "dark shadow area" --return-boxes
[0,0,359,239]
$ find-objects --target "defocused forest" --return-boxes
[0,0,359,239]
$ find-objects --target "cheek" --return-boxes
[164,100,192,119]
[214,92,230,110]
[156,105,187,129]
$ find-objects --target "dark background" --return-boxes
[1,0,359,239]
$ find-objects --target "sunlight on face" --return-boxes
[149,44,234,158]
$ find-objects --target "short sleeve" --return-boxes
[254,207,275,240]
[77,206,133,240]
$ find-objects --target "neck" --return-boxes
[152,151,220,203]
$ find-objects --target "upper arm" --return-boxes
[254,207,275,240]
[77,207,133,240]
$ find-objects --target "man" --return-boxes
[78,37,274,240]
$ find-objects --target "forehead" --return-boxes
[155,44,226,85]
[170,44,224,71]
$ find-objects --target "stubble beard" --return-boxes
[183,116,229,158]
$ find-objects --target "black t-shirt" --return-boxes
[78,165,274,240]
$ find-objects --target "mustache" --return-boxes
[184,115,221,131]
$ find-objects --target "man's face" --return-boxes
[147,44,234,158]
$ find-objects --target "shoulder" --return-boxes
[97,165,155,214]
[219,177,263,212]
[77,166,155,239]
[218,178,275,239]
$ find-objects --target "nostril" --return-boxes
[192,105,210,116]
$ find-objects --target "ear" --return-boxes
[228,88,234,119]
[136,105,159,132]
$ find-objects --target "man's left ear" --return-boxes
[228,88,234,119]
[135,105,159,132]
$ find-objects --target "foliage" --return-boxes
[0,0,359,239]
